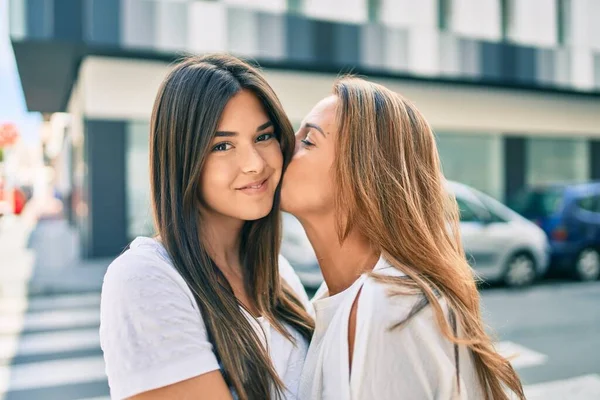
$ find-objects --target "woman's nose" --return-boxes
[240,146,266,174]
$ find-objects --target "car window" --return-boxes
[456,198,482,222]
[576,195,600,213]
[509,188,563,218]
[473,192,509,223]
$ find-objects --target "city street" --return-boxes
[0,270,599,398]
[483,280,600,398]
[0,209,599,399]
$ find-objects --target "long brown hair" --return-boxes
[332,77,525,400]
[149,54,314,400]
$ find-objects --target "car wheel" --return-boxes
[503,253,537,288]
[574,248,600,282]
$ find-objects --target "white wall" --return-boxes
[78,58,167,120]
[508,0,557,47]
[379,0,437,28]
[570,0,600,50]
[450,0,502,41]
[75,57,600,137]
[187,1,228,54]
[155,1,188,51]
[303,0,367,23]
[224,0,286,13]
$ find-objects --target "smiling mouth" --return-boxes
[236,178,269,192]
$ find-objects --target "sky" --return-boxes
[0,0,41,145]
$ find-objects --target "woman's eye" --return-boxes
[256,132,276,142]
[212,142,232,152]
[300,132,314,147]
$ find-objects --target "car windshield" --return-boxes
[510,188,564,218]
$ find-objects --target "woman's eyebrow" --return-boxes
[305,122,326,137]
[256,121,273,131]
[216,121,273,137]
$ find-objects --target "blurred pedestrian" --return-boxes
[281,77,526,400]
[100,54,314,400]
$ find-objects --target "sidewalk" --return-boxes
[0,203,111,298]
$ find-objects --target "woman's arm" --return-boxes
[100,254,228,399]
[129,371,233,400]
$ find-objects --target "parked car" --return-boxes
[281,181,550,289]
[510,182,600,281]
[450,181,550,287]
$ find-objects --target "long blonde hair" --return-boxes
[332,77,524,400]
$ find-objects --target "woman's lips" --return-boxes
[237,179,269,195]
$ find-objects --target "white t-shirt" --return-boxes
[299,256,485,400]
[100,237,311,400]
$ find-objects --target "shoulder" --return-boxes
[103,237,190,297]
[100,240,221,399]
[101,237,199,328]
[278,254,311,311]
[359,264,452,338]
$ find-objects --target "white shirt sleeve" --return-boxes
[351,287,479,400]
[100,251,220,400]
[279,254,311,311]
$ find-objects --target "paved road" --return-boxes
[481,279,600,398]
[0,278,598,399]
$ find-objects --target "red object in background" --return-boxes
[13,188,26,214]
[551,226,569,242]
[0,123,19,147]
[0,186,26,215]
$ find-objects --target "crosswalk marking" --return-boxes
[0,308,100,335]
[0,328,100,361]
[1,291,597,399]
[0,293,100,314]
[495,341,548,369]
[524,374,600,399]
[77,397,110,400]
[0,355,106,393]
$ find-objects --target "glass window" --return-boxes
[126,121,153,239]
[287,0,303,13]
[456,197,479,222]
[526,137,589,186]
[509,187,564,218]
[303,0,367,23]
[368,0,380,22]
[8,0,27,40]
[155,0,188,51]
[438,0,451,31]
[557,0,571,45]
[436,132,504,200]
[576,195,600,213]
[500,0,512,40]
[227,8,259,57]
[456,195,495,222]
[122,0,156,49]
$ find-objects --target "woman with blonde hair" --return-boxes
[281,76,525,399]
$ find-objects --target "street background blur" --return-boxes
[1,0,600,399]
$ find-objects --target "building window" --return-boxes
[527,137,589,186]
[438,0,451,31]
[436,132,504,199]
[500,0,512,41]
[556,0,571,45]
[287,0,302,13]
[126,121,153,239]
[367,0,380,22]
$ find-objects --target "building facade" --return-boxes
[9,0,600,258]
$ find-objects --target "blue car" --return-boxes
[510,182,600,281]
